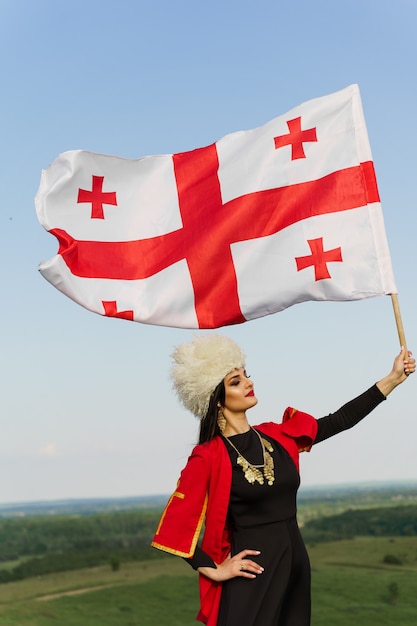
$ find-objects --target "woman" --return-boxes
[152,333,415,625]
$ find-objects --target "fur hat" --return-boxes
[171,333,246,419]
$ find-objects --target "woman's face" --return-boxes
[222,367,258,414]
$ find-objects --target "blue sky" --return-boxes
[1,0,416,503]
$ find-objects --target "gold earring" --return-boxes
[217,406,226,433]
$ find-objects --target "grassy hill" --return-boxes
[0,483,416,624]
[0,538,417,625]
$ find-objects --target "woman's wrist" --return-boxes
[197,564,219,581]
[376,373,401,397]
[376,348,414,397]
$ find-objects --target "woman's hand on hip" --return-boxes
[197,549,264,582]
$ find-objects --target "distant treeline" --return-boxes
[1,504,417,584]
[302,504,417,543]
[0,495,167,519]
[0,509,162,583]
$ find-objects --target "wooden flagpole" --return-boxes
[391,294,408,354]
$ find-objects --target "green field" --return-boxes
[1,487,416,624]
[1,537,416,625]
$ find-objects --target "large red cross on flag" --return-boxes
[35,84,396,329]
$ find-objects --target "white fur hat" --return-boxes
[171,333,246,419]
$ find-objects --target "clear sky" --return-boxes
[1,0,416,504]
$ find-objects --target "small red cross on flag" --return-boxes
[274,116,318,160]
[295,238,343,281]
[77,175,117,219]
[36,84,396,329]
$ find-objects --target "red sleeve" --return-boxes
[281,406,318,451]
[257,408,318,471]
[151,445,211,558]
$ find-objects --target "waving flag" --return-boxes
[35,84,396,329]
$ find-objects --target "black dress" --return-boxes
[188,385,385,626]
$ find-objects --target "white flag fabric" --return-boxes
[35,84,396,329]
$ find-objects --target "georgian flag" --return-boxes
[35,84,396,329]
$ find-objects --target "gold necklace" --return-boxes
[223,427,275,486]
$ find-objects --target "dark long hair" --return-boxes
[198,380,225,444]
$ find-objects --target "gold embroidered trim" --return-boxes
[189,491,208,556]
[152,491,208,558]
[150,540,192,558]
[154,488,185,535]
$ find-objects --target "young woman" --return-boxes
[152,333,415,626]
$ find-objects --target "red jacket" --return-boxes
[151,407,318,624]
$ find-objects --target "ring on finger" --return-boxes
[240,561,245,571]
